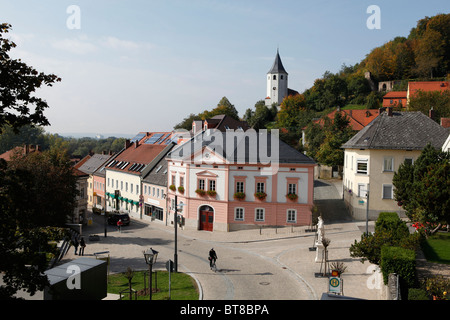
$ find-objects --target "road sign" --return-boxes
[329,276,341,294]
[166,260,174,272]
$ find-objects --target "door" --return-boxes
[199,206,214,231]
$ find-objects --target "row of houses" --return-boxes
[74,115,317,232]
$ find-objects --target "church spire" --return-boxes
[267,49,287,74]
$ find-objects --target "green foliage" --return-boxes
[349,211,421,265]
[0,147,76,298]
[380,246,416,287]
[393,144,450,230]
[0,23,61,134]
[408,288,430,300]
[408,90,450,122]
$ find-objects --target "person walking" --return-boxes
[117,219,123,232]
[72,235,79,255]
[79,237,86,256]
[208,248,217,269]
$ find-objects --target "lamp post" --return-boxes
[173,195,186,273]
[365,184,370,236]
[143,248,158,300]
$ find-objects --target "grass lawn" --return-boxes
[107,270,199,300]
[421,232,450,264]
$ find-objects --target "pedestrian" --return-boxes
[79,237,86,256]
[117,219,123,232]
[208,248,217,268]
[72,235,79,255]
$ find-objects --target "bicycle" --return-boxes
[209,257,217,272]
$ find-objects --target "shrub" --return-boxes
[375,212,409,239]
[408,288,430,300]
[380,246,416,287]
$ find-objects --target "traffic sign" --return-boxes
[329,276,341,294]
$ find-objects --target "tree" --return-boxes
[0,23,61,134]
[315,111,355,168]
[0,146,76,298]
[408,90,450,122]
[393,144,450,234]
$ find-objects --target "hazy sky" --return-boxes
[1,0,449,136]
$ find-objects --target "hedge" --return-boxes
[380,246,416,287]
[375,212,410,240]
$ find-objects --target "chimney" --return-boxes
[125,139,131,149]
[429,107,435,120]
[135,140,139,148]
[387,107,393,117]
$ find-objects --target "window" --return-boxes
[209,180,216,191]
[198,179,205,190]
[273,75,277,80]
[404,157,413,166]
[356,159,368,174]
[131,184,133,193]
[256,182,265,193]
[236,181,244,193]
[382,184,393,199]
[255,208,265,221]
[180,176,184,187]
[281,75,284,80]
[235,208,244,221]
[287,210,296,223]
[358,184,368,198]
[290,168,295,171]
[144,185,147,195]
[172,175,176,186]
[136,185,139,194]
[120,181,123,190]
[108,178,110,187]
[126,182,128,192]
[288,183,297,194]
[383,157,394,172]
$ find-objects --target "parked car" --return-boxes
[107,213,130,226]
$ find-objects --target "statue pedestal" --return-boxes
[315,243,324,263]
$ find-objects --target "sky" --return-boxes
[1,0,449,137]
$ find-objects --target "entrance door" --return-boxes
[199,206,214,231]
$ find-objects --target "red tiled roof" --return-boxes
[383,91,407,99]
[312,109,380,131]
[441,118,450,129]
[408,81,450,96]
[107,143,167,175]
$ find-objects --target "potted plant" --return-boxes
[195,189,206,196]
[207,190,217,197]
[178,186,185,193]
[234,192,246,200]
[254,192,267,201]
[286,193,298,201]
[169,184,176,191]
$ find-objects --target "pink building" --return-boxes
[166,129,316,232]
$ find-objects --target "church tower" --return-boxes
[265,49,288,106]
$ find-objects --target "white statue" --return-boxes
[315,216,325,262]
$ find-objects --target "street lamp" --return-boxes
[174,195,186,273]
[143,248,158,300]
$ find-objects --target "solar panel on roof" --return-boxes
[131,133,146,142]
[144,133,164,144]
[157,133,169,144]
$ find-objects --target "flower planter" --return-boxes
[169,185,176,192]
[207,190,217,197]
[286,193,298,201]
[178,186,185,194]
[234,192,246,201]
[254,192,267,201]
[195,189,206,196]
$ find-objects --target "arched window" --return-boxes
[273,75,277,80]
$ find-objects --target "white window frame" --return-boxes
[255,208,265,221]
[383,156,394,172]
[235,207,244,221]
[404,157,414,166]
[287,209,297,223]
[356,159,368,175]
[358,183,368,198]
[382,184,393,199]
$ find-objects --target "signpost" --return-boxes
[328,270,342,295]
[166,260,174,300]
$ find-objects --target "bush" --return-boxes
[375,212,409,239]
[408,288,430,300]
[380,246,416,287]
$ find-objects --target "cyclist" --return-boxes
[208,248,217,269]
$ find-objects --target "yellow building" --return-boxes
[342,109,448,221]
